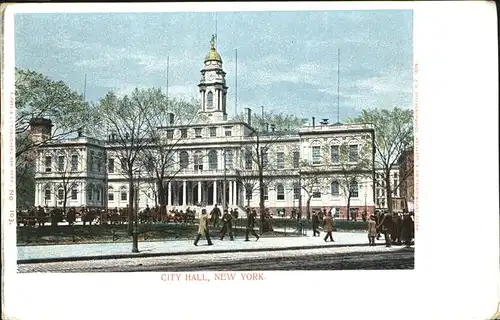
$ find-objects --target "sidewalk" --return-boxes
[17,231,384,263]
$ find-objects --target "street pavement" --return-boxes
[17,245,413,273]
[17,231,389,263]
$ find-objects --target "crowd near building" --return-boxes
[32,36,380,219]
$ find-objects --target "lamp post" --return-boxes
[364,183,367,219]
[132,169,141,253]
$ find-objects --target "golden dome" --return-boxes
[204,34,222,63]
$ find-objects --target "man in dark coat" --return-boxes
[377,212,394,247]
[210,204,221,228]
[401,212,413,247]
[391,213,403,245]
[311,211,320,236]
[245,208,259,241]
[375,211,384,240]
[220,209,234,241]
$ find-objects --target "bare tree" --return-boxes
[97,89,156,235]
[48,147,88,214]
[297,160,329,220]
[349,108,413,214]
[238,126,293,229]
[334,142,372,220]
[140,96,206,215]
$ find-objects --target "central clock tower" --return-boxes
[198,35,228,122]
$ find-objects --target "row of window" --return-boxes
[166,126,233,140]
[44,155,80,172]
[244,181,360,201]
[44,188,102,202]
[376,172,399,179]
[48,145,360,175]
[312,145,359,165]
[376,179,399,197]
[44,152,103,173]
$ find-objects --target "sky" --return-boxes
[14,9,413,123]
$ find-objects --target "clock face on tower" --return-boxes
[206,71,217,82]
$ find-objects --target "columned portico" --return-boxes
[229,180,233,205]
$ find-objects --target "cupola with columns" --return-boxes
[198,34,228,122]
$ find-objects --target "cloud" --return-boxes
[15,10,413,122]
[356,70,413,95]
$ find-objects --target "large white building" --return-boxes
[33,36,376,219]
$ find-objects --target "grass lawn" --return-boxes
[16,221,303,246]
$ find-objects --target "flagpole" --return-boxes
[337,48,340,123]
[166,56,169,104]
[83,73,87,101]
[215,12,218,48]
[235,48,238,116]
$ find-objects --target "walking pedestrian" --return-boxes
[220,209,234,241]
[210,204,221,228]
[194,209,213,246]
[245,208,259,241]
[323,212,334,242]
[311,211,321,236]
[367,215,377,246]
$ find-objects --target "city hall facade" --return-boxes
[33,38,376,218]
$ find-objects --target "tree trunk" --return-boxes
[158,181,166,206]
[128,179,134,235]
[63,190,68,217]
[346,195,351,221]
[259,175,265,234]
[306,195,312,220]
[385,173,393,215]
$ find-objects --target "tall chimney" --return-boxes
[312,116,316,128]
[245,108,252,127]
[168,113,175,125]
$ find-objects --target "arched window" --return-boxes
[263,186,269,201]
[87,184,94,201]
[350,180,359,198]
[96,185,102,201]
[57,188,64,201]
[108,187,114,201]
[207,91,213,108]
[44,184,52,201]
[276,184,285,200]
[120,186,128,201]
[194,151,203,171]
[331,181,339,196]
[179,151,189,169]
[208,150,218,170]
[225,150,234,169]
[71,184,78,200]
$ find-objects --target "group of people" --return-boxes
[310,208,415,247]
[311,210,336,242]
[369,210,415,247]
[194,205,259,246]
